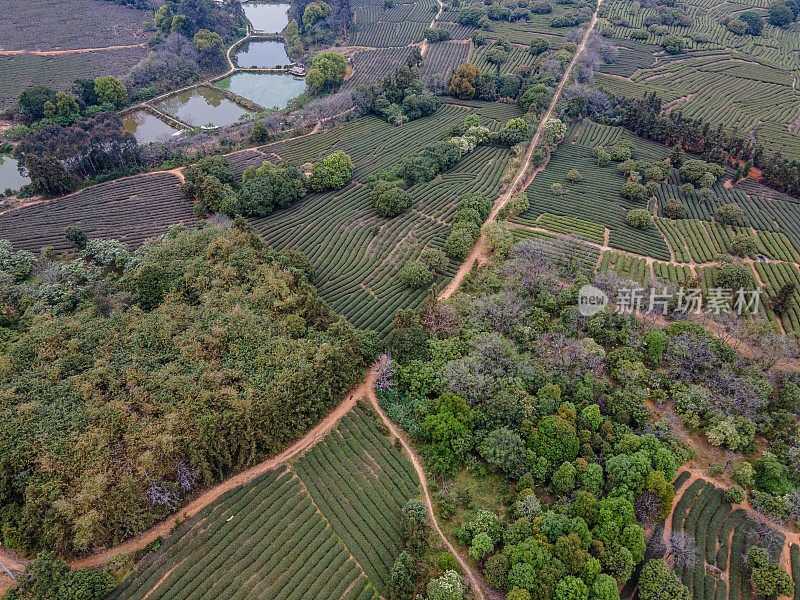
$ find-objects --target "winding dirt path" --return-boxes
[0,44,146,56]
[439,0,603,300]
[0,375,376,579]
[363,383,490,600]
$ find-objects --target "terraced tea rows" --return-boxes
[670,477,795,600]
[342,47,415,90]
[349,0,439,46]
[0,172,196,252]
[109,406,419,600]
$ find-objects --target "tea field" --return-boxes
[109,406,419,600]
[0,172,197,252]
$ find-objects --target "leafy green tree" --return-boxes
[621,183,647,202]
[372,181,413,217]
[485,553,509,588]
[470,531,494,559]
[303,1,332,29]
[439,552,459,571]
[663,200,686,219]
[716,203,746,225]
[724,485,745,503]
[422,393,475,473]
[555,575,589,600]
[25,154,79,197]
[7,551,114,600]
[402,499,428,556]
[310,52,347,89]
[399,260,434,289]
[769,3,795,25]
[306,68,325,93]
[309,151,353,191]
[238,163,307,217]
[753,452,792,495]
[637,560,690,600]
[551,461,577,496]
[94,76,127,108]
[543,118,567,148]
[251,121,271,144]
[427,570,465,600]
[17,85,58,120]
[479,428,526,475]
[590,574,620,600]
[529,412,579,468]
[625,208,651,228]
[388,551,416,600]
[662,34,684,53]
[716,263,752,289]
[530,37,550,55]
[64,226,88,251]
[748,546,794,598]
[449,63,482,100]
[445,228,476,259]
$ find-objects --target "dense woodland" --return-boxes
[0,226,367,556]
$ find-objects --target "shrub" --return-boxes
[626,209,652,229]
[399,261,434,289]
[567,169,581,182]
[724,485,745,503]
[716,263,752,289]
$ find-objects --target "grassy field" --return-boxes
[109,405,419,600]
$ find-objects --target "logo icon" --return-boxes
[578,285,608,316]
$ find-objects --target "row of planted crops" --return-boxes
[109,406,418,600]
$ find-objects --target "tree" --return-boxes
[663,200,686,219]
[567,169,581,182]
[543,118,567,148]
[738,11,764,34]
[237,164,306,217]
[520,84,550,112]
[637,559,690,600]
[626,208,652,229]
[252,121,271,143]
[449,64,482,100]
[7,551,114,600]
[748,546,794,598]
[64,226,88,251]
[402,499,428,556]
[427,570,465,600]
[388,551,416,600]
[25,154,78,197]
[309,151,353,191]
[771,282,796,316]
[17,85,58,120]
[445,228,476,259]
[530,37,550,55]
[94,76,127,108]
[591,574,620,600]
[753,452,792,495]
[479,428,526,474]
[555,575,588,600]
[399,260,434,289]
[306,68,325,93]
[372,181,413,217]
[716,263,752,289]
[662,34,684,54]
[716,203,746,225]
[724,485,745,503]
[470,531,494,559]
[310,52,347,89]
[506,193,529,216]
[769,3,795,25]
[303,0,332,28]
[621,182,647,201]
[731,235,757,256]
[485,553,509,588]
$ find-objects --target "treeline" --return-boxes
[0,226,367,556]
[614,92,800,198]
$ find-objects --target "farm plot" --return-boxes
[537,213,605,244]
[109,405,419,600]
[0,0,147,51]
[349,0,438,46]
[250,106,512,333]
[600,0,800,160]
[471,44,539,75]
[511,138,671,260]
[0,47,148,107]
[598,250,650,282]
[754,261,800,334]
[0,173,196,252]
[669,478,794,600]
[419,42,471,82]
[342,47,415,90]
[510,227,601,274]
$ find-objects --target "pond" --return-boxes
[217,73,306,111]
[152,87,254,128]
[121,110,183,144]
[243,2,291,33]
[0,156,31,194]
[235,40,291,69]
